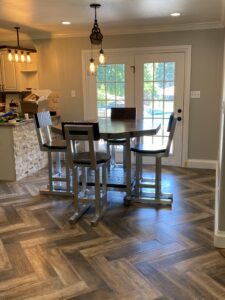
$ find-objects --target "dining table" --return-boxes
[52,118,161,202]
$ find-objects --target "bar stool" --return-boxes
[64,123,111,226]
[34,111,71,195]
[130,114,177,205]
[107,107,136,167]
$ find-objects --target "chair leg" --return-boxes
[155,157,161,199]
[69,166,90,225]
[111,145,116,166]
[123,144,126,168]
[73,167,79,212]
[48,151,53,192]
[65,153,71,193]
[102,163,107,208]
[81,168,87,196]
[135,153,141,198]
[56,152,62,176]
[107,142,111,170]
[91,168,101,226]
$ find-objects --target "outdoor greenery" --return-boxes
[96,61,175,118]
[97,64,125,117]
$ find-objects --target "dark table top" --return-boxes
[52,118,160,139]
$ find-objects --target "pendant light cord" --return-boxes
[15,26,20,47]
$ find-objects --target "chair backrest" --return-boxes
[64,124,99,169]
[111,107,136,120]
[165,114,177,156]
[62,121,100,140]
[34,111,52,149]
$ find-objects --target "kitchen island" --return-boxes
[0,120,47,181]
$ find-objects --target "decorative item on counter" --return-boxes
[24,113,29,120]
[21,90,51,115]
[5,94,21,112]
[0,111,15,123]
[9,99,18,112]
[8,119,17,124]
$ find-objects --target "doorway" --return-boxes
[82,46,191,167]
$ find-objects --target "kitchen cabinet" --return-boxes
[17,53,39,90]
[0,52,39,92]
[0,52,17,91]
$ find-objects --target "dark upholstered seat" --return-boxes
[43,139,67,150]
[73,152,110,165]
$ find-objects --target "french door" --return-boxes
[135,53,185,166]
[84,49,187,167]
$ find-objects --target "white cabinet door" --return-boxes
[0,52,17,91]
[16,53,39,91]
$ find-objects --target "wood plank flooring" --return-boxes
[0,166,224,299]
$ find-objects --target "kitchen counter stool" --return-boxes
[34,111,71,195]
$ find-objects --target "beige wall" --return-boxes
[33,28,224,160]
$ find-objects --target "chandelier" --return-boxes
[0,27,36,63]
[89,3,105,75]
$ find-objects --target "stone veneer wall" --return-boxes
[13,121,48,180]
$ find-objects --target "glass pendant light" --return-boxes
[89,4,105,73]
[14,50,19,62]
[8,50,13,62]
[99,47,105,64]
[20,51,25,62]
[0,27,36,63]
[27,52,31,63]
[89,58,96,75]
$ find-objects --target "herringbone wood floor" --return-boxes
[0,166,224,300]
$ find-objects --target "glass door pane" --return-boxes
[135,53,185,166]
[96,64,125,118]
[143,61,175,150]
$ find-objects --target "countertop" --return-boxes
[0,119,33,126]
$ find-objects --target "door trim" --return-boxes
[82,45,191,167]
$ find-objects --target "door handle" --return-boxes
[177,109,182,113]
[177,117,182,121]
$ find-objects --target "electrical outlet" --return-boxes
[71,90,76,98]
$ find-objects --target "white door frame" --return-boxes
[82,45,191,167]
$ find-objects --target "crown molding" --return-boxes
[1,20,224,42]
[31,21,224,40]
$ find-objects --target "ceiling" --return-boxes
[0,0,224,42]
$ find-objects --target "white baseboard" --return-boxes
[214,230,225,248]
[186,159,217,170]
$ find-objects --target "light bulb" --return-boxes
[15,51,19,62]
[8,50,13,62]
[21,51,25,62]
[89,58,96,74]
[27,52,31,63]
[99,48,105,64]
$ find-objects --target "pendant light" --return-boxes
[0,27,36,63]
[89,3,105,74]
[99,46,105,64]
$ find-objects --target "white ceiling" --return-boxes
[0,0,224,41]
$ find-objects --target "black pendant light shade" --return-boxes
[89,4,103,45]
